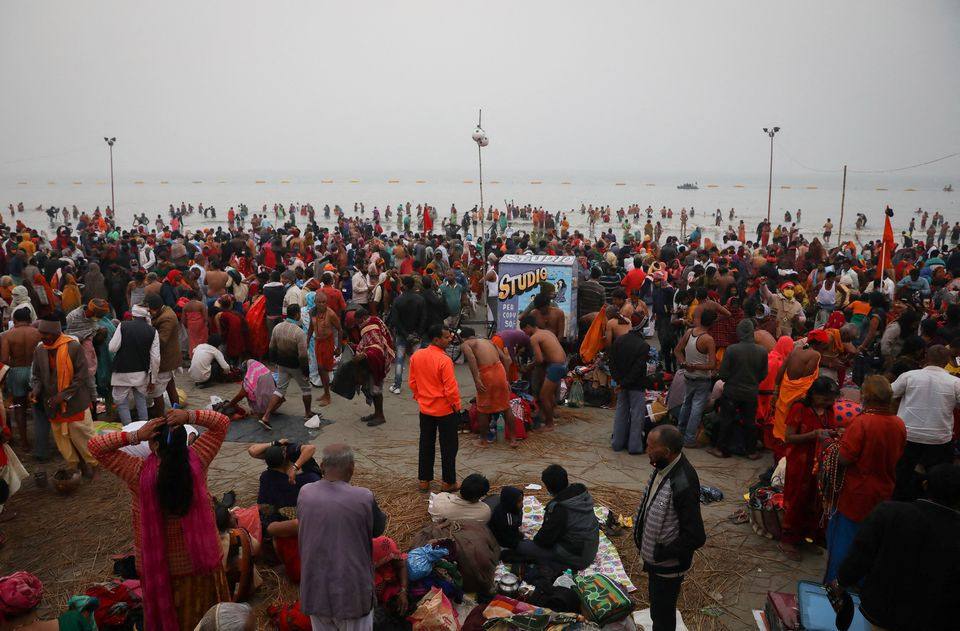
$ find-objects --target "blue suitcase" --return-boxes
[796,581,870,631]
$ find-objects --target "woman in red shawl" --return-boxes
[212,295,247,362]
[353,308,395,427]
[779,376,840,561]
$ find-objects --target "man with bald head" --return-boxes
[890,345,960,500]
[298,443,389,630]
[634,425,706,631]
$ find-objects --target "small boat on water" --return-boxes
[946,184,954,192]
[677,182,699,190]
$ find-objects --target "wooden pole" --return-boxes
[837,164,847,244]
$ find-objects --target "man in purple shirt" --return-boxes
[298,443,387,630]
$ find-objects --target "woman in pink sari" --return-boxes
[353,308,395,427]
[89,409,229,631]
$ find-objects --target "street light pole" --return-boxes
[471,111,489,317]
[104,137,116,216]
[763,126,780,223]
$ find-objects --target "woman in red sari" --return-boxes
[212,295,247,363]
[780,376,840,561]
[353,308,395,427]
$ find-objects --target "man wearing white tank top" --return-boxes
[673,310,718,447]
[814,271,838,329]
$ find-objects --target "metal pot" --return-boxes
[497,572,520,596]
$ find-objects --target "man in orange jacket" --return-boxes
[409,324,461,493]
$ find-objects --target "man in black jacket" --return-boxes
[634,425,706,631]
[387,276,426,395]
[707,319,767,459]
[516,465,600,573]
[421,276,447,333]
[832,463,960,631]
[609,324,650,454]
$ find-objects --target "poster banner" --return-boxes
[496,255,577,337]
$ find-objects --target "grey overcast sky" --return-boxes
[1,0,958,177]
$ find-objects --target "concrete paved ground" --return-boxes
[186,357,824,630]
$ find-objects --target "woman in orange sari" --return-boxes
[60,273,82,314]
[758,336,795,460]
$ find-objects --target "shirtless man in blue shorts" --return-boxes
[520,315,567,432]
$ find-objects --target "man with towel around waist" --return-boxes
[30,318,98,477]
[0,307,41,453]
[772,329,829,446]
[461,328,518,447]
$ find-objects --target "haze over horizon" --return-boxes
[2,1,959,180]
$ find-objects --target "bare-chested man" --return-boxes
[205,259,229,300]
[604,305,632,349]
[772,330,830,444]
[520,315,567,431]
[461,328,518,447]
[0,307,41,451]
[310,292,342,406]
[531,292,566,345]
[143,272,163,297]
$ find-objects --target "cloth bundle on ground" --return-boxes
[83,580,143,629]
[475,594,592,630]
[0,571,43,621]
[413,520,501,595]
[267,601,311,631]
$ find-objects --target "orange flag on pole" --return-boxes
[878,207,895,280]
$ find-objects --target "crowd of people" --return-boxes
[0,199,958,630]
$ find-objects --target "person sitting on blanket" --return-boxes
[515,465,599,572]
[428,473,491,523]
[487,485,524,550]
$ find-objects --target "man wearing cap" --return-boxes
[108,304,159,425]
[30,318,98,476]
[762,281,805,337]
[145,293,181,413]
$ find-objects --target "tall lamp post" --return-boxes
[103,137,116,215]
[762,126,780,223]
[471,111,489,314]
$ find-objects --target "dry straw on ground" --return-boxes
[4,432,751,630]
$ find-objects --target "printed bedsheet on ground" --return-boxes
[494,495,637,592]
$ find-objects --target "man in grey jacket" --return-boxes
[635,425,706,631]
[707,319,768,459]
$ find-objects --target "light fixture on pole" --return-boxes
[103,137,116,216]
[472,110,489,314]
[762,126,779,223]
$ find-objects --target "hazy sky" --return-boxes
[2,0,959,177]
